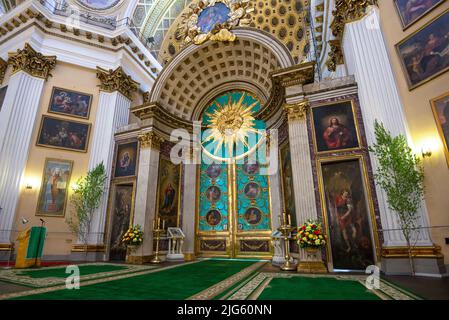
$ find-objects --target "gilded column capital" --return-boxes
[138,131,164,150]
[7,43,56,80]
[96,66,140,101]
[331,0,378,39]
[283,100,310,121]
[0,58,7,84]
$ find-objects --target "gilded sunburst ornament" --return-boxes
[202,92,261,160]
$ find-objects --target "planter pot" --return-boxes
[126,244,142,264]
[297,247,328,274]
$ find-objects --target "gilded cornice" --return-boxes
[131,101,193,132]
[271,62,315,88]
[138,131,165,150]
[327,0,377,71]
[96,66,140,100]
[7,43,56,80]
[0,58,7,84]
[283,100,310,121]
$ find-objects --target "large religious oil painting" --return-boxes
[320,159,375,270]
[396,9,449,89]
[36,159,73,217]
[37,116,91,152]
[0,86,7,112]
[431,92,449,166]
[280,142,297,226]
[109,184,134,261]
[48,87,92,119]
[197,2,231,33]
[114,141,138,178]
[312,101,360,153]
[394,0,444,29]
[157,157,181,228]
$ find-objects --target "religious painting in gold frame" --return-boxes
[317,155,380,271]
[107,181,136,261]
[395,8,449,90]
[431,91,449,166]
[310,100,361,155]
[279,140,297,226]
[113,141,139,179]
[156,156,182,228]
[36,158,73,217]
[393,0,445,30]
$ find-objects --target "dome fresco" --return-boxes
[76,0,121,10]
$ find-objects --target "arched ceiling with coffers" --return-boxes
[132,0,311,65]
[150,32,290,120]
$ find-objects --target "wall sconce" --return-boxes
[24,177,40,191]
[421,147,432,159]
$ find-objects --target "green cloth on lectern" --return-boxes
[26,227,47,259]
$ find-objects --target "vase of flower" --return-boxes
[296,220,328,274]
[121,225,144,264]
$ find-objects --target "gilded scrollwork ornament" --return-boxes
[176,0,254,46]
[7,43,56,80]
[326,39,344,72]
[96,66,139,101]
[138,131,165,150]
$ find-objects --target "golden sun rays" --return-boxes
[203,93,260,158]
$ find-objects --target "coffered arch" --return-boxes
[149,28,294,120]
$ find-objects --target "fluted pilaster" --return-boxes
[342,7,432,247]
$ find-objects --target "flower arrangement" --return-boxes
[121,225,143,246]
[297,219,326,249]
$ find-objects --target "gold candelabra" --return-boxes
[150,217,165,264]
[278,211,297,271]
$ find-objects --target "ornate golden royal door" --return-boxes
[195,91,273,258]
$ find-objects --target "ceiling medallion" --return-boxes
[176,0,254,46]
[76,0,122,11]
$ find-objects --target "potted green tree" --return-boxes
[369,121,425,276]
[66,162,107,260]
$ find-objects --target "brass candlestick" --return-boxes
[278,213,296,271]
[150,218,164,264]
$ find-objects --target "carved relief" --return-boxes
[138,131,164,150]
[0,58,7,84]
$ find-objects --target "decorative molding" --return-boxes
[7,43,56,80]
[0,243,14,251]
[283,100,310,121]
[271,62,315,88]
[326,39,344,72]
[138,131,164,150]
[381,246,443,259]
[96,66,140,100]
[0,58,7,84]
[71,244,106,252]
[131,102,193,132]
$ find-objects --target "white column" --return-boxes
[342,6,432,246]
[133,140,160,257]
[0,71,45,244]
[285,103,320,261]
[87,91,131,244]
[269,166,282,231]
[182,162,197,256]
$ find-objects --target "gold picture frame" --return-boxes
[393,0,445,30]
[316,155,381,271]
[47,86,93,120]
[36,115,91,153]
[155,155,182,228]
[430,91,449,166]
[310,99,362,155]
[395,8,449,90]
[36,158,74,218]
